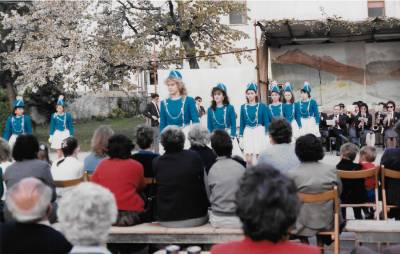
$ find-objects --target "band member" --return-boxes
[268,81,283,119]
[2,96,33,147]
[144,93,160,152]
[282,82,302,139]
[207,83,241,156]
[299,81,320,137]
[239,83,269,164]
[327,104,349,155]
[195,96,207,127]
[356,103,373,147]
[383,100,400,148]
[159,70,199,148]
[49,95,74,158]
[348,102,361,146]
[373,102,386,146]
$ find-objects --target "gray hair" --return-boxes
[340,142,359,161]
[160,125,185,152]
[0,138,11,162]
[6,177,52,222]
[188,124,210,147]
[57,182,117,246]
[90,125,114,157]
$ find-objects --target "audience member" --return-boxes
[153,126,209,227]
[208,129,245,228]
[380,120,400,219]
[258,118,299,172]
[0,178,72,254]
[188,124,217,174]
[211,165,319,254]
[336,142,367,220]
[0,138,12,204]
[288,134,340,244]
[359,146,377,219]
[51,137,84,181]
[37,143,51,165]
[58,182,117,254]
[91,134,145,226]
[84,125,114,173]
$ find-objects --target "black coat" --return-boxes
[144,102,160,127]
[336,159,367,204]
[153,150,209,222]
[328,114,349,135]
[381,148,400,206]
[189,145,217,174]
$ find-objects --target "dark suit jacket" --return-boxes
[0,222,72,254]
[144,102,160,127]
[381,148,400,206]
[355,113,373,132]
[198,105,206,118]
[336,159,367,204]
[327,114,348,135]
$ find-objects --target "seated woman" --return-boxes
[188,124,217,174]
[211,165,319,254]
[153,126,209,227]
[84,125,114,173]
[51,137,84,181]
[91,134,145,226]
[258,118,300,172]
[208,129,245,228]
[288,134,341,244]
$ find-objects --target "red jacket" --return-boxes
[211,237,320,254]
[359,161,376,190]
[91,158,145,212]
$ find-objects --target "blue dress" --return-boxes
[239,103,270,136]
[299,99,320,124]
[207,104,236,137]
[49,112,75,136]
[283,102,302,128]
[2,115,33,140]
[159,96,199,132]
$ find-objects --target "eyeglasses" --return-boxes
[388,106,394,108]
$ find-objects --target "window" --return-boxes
[368,1,385,17]
[229,1,247,25]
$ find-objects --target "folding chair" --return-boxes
[381,166,400,220]
[54,177,84,188]
[337,167,380,220]
[298,185,340,254]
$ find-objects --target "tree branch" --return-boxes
[119,0,160,11]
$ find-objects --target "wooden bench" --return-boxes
[345,220,400,244]
[108,223,244,244]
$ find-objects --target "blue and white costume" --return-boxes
[239,83,270,155]
[2,96,33,147]
[268,83,283,120]
[49,96,74,149]
[299,82,321,137]
[159,70,199,149]
[207,83,241,156]
[282,82,302,139]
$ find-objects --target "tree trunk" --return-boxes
[181,35,199,69]
[0,70,17,108]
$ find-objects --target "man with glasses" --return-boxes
[383,101,400,148]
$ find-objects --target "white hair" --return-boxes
[188,124,210,147]
[57,182,117,246]
[6,177,52,222]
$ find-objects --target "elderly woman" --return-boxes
[91,134,145,226]
[258,118,300,172]
[0,138,12,203]
[57,182,117,254]
[84,125,114,173]
[288,134,341,245]
[153,126,209,227]
[211,165,319,254]
[188,124,216,174]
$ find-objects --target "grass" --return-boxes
[34,116,146,152]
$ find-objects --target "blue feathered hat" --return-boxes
[246,82,257,92]
[13,96,24,109]
[168,70,182,79]
[284,82,293,92]
[57,95,65,107]
[214,83,227,93]
[269,81,280,94]
[302,81,312,93]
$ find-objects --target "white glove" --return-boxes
[48,135,53,143]
[151,116,158,120]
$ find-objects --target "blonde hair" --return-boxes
[165,77,187,97]
[359,146,377,163]
[90,125,114,157]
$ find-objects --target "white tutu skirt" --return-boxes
[50,129,71,149]
[291,121,302,140]
[300,118,320,137]
[243,126,266,155]
[8,134,18,148]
